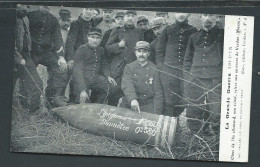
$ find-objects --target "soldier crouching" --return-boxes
[120,41,164,114]
[72,28,116,104]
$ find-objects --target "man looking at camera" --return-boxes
[120,41,163,114]
[72,28,116,104]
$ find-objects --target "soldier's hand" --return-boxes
[20,59,26,65]
[131,99,141,113]
[108,77,117,86]
[68,60,74,69]
[80,90,89,104]
[119,38,125,48]
[58,56,67,71]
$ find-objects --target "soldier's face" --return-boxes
[201,14,217,30]
[115,17,124,27]
[175,13,190,22]
[124,13,136,26]
[103,10,114,21]
[152,25,165,37]
[137,21,149,31]
[135,49,150,63]
[93,10,99,18]
[59,19,71,30]
[82,8,94,20]
[88,34,101,47]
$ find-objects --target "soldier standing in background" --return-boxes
[27,6,68,108]
[13,5,42,112]
[156,13,197,117]
[99,11,125,106]
[183,14,224,135]
[106,10,144,106]
[136,15,156,43]
[93,9,100,18]
[65,8,103,102]
[149,17,166,64]
[97,9,116,36]
[58,8,72,99]
[120,41,163,114]
[155,11,170,25]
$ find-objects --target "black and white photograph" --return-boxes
[10,4,253,162]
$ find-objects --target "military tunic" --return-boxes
[27,10,67,103]
[144,29,156,43]
[72,44,111,104]
[156,20,197,117]
[120,61,164,114]
[14,15,42,112]
[149,37,159,64]
[183,26,224,133]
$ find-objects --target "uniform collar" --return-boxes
[86,43,98,50]
[175,20,189,27]
[136,60,149,67]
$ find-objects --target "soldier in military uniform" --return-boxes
[136,15,156,43]
[72,28,114,104]
[27,6,68,108]
[155,11,170,25]
[65,8,103,102]
[149,17,166,64]
[97,9,116,36]
[183,14,224,135]
[13,5,42,112]
[106,10,144,106]
[120,41,163,114]
[99,12,124,106]
[156,13,197,117]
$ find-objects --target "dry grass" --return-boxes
[10,65,219,161]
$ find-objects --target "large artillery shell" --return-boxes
[52,103,177,148]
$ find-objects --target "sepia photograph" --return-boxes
[10,4,253,162]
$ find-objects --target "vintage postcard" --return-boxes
[10,4,254,162]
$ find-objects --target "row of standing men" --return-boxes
[14,5,224,134]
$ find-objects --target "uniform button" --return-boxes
[144,95,146,97]
[204,46,206,48]
[178,56,181,57]
[147,68,149,69]
[145,81,148,84]
[179,47,181,49]
[203,54,205,56]
[180,40,182,41]
[203,59,205,61]
[144,89,147,91]
[179,43,181,46]
[146,75,148,77]
[203,67,206,69]
[134,81,136,82]
[134,74,137,76]
[178,52,181,54]
[204,42,207,44]
[180,36,182,38]
[179,60,181,61]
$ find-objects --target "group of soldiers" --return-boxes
[14,5,224,135]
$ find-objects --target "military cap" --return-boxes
[135,41,150,51]
[115,12,125,19]
[59,9,71,21]
[150,17,165,29]
[156,11,168,16]
[125,10,137,15]
[88,28,102,36]
[137,15,149,25]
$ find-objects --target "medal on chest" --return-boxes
[149,78,153,84]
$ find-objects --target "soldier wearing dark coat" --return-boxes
[136,15,156,43]
[13,5,42,112]
[120,41,163,114]
[27,6,68,108]
[106,10,144,105]
[183,14,224,135]
[156,13,197,117]
[65,8,103,102]
[99,12,125,106]
[72,28,113,104]
[149,17,167,64]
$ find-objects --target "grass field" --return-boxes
[10,65,219,161]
